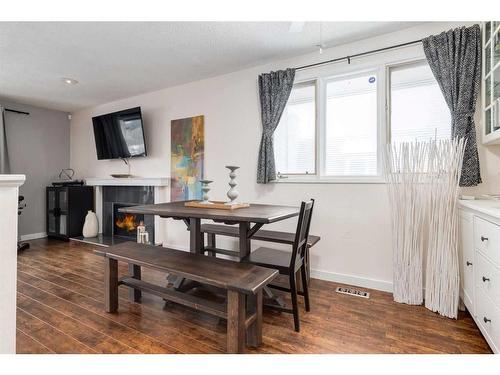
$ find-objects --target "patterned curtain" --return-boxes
[422,25,482,187]
[256,68,295,184]
[0,106,11,174]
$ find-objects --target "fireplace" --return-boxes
[113,203,144,240]
[102,186,155,243]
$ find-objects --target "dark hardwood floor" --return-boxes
[16,238,491,354]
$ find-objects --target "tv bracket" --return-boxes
[121,158,131,176]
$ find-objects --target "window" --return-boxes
[390,61,451,143]
[325,72,378,176]
[274,81,316,175]
[273,58,452,183]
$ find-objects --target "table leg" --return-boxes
[167,274,184,289]
[240,221,285,307]
[105,258,118,313]
[168,217,203,292]
[263,286,285,308]
[189,217,203,254]
[246,290,262,347]
[227,290,245,354]
[238,222,251,259]
[128,264,142,302]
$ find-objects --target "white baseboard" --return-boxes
[163,243,190,252]
[310,269,393,293]
[165,242,393,293]
[20,232,47,241]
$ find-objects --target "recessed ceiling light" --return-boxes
[61,77,78,85]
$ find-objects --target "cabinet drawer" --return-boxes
[475,287,500,353]
[474,217,500,266]
[476,251,500,308]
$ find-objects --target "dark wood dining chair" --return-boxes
[242,199,315,332]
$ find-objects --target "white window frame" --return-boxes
[386,58,437,145]
[275,66,387,184]
[275,79,319,177]
[273,51,446,184]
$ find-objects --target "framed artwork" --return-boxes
[170,115,204,201]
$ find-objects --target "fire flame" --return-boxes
[115,214,138,232]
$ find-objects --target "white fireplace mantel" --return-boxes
[84,176,169,246]
[85,177,169,187]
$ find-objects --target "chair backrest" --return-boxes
[290,199,315,269]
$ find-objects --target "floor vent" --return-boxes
[335,286,370,299]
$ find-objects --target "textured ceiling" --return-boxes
[0,22,423,112]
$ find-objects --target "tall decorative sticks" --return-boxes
[383,141,431,305]
[425,139,466,319]
[383,138,466,318]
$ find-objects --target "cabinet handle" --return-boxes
[466,261,473,266]
[482,276,490,282]
[484,317,492,324]
[481,236,488,242]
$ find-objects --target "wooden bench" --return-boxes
[201,223,320,281]
[95,242,278,353]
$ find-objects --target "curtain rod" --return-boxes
[4,108,30,115]
[295,39,422,71]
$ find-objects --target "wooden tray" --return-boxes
[185,201,250,210]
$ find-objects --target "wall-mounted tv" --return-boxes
[92,107,147,160]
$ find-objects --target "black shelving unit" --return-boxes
[46,186,94,240]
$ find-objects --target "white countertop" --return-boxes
[0,174,25,187]
[85,177,169,187]
[458,199,500,220]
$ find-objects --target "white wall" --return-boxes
[70,22,488,292]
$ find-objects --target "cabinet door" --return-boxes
[493,30,500,131]
[460,210,475,314]
[46,187,69,238]
[46,188,57,235]
[58,188,68,212]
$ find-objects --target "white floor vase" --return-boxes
[82,210,99,238]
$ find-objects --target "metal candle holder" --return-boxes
[199,180,213,204]
[225,166,240,205]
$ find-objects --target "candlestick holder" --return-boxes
[225,166,240,205]
[199,180,213,204]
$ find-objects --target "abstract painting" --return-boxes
[170,115,204,202]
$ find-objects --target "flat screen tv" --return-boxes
[92,107,147,160]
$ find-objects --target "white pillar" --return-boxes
[0,174,25,354]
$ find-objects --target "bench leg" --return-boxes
[128,264,142,302]
[246,290,262,347]
[207,233,216,257]
[227,290,245,354]
[105,258,119,313]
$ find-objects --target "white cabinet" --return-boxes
[459,200,500,353]
[0,175,25,354]
[459,210,475,314]
[476,287,500,352]
[482,21,500,144]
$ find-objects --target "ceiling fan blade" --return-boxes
[289,22,305,33]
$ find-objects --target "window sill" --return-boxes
[271,176,386,184]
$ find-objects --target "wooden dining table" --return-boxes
[120,200,300,304]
